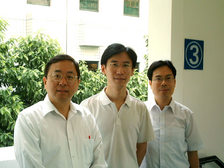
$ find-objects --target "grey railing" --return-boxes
[199,155,224,168]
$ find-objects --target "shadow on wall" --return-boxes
[0,146,19,168]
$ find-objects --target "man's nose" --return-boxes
[161,79,167,85]
[59,75,68,86]
[116,65,124,74]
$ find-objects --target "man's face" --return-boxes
[101,51,134,90]
[43,60,80,105]
[149,66,176,103]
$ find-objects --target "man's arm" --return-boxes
[136,142,147,166]
[14,114,45,168]
[90,115,107,168]
[187,151,200,168]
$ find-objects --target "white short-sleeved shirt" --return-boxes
[81,89,155,168]
[14,95,107,168]
[141,99,204,168]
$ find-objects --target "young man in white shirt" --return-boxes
[14,54,107,168]
[81,43,155,168]
[141,60,204,168]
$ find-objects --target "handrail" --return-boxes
[199,155,224,168]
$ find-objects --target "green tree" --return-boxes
[0,17,62,146]
[73,61,107,104]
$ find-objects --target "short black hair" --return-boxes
[44,54,80,79]
[147,60,176,80]
[101,43,137,68]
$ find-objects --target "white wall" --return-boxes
[148,0,224,167]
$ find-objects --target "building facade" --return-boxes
[0,0,149,71]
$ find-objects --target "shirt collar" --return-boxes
[100,87,131,107]
[43,95,83,117]
[148,98,175,114]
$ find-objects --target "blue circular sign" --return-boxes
[184,39,204,70]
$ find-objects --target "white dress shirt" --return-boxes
[141,98,204,168]
[14,95,107,168]
[81,89,155,168]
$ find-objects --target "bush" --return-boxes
[0,87,23,147]
[0,18,62,146]
[73,61,107,104]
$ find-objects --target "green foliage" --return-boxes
[0,30,62,107]
[0,17,62,147]
[0,87,23,147]
[0,18,8,42]
[127,69,148,101]
[73,61,107,104]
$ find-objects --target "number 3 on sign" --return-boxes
[184,39,204,70]
[189,44,199,65]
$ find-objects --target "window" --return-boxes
[27,0,50,6]
[124,0,139,17]
[80,0,98,12]
[85,61,99,71]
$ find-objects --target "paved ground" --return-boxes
[0,146,19,168]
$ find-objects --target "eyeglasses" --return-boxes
[48,72,78,83]
[109,63,132,69]
[152,77,174,83]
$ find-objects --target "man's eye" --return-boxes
[123,64,130,67]
[67,75,74,79]
[54,74,61,78]
[112,63,119,67]
[166,77,171,80]
[156,78,162,81]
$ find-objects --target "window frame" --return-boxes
[124,0,139,17]
[84,61,99,72]
[27,0,51,6]
[80,0,99,12]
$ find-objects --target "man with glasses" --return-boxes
[140,60,204,168]
[14,54,107,168]
[81,43,155,168]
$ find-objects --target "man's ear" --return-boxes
[101,64,106,75]
[43,77,47,89]
[149,80,152,88]
[131,68,135,76]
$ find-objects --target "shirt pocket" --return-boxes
[83,138,94,165]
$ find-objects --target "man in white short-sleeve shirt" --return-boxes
[81,43,155,168]
[140,60,204,168]
[14,54,107,168]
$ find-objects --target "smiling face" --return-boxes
[43,60,80,106]
[101,51,134,90]
[149,66,176,104]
